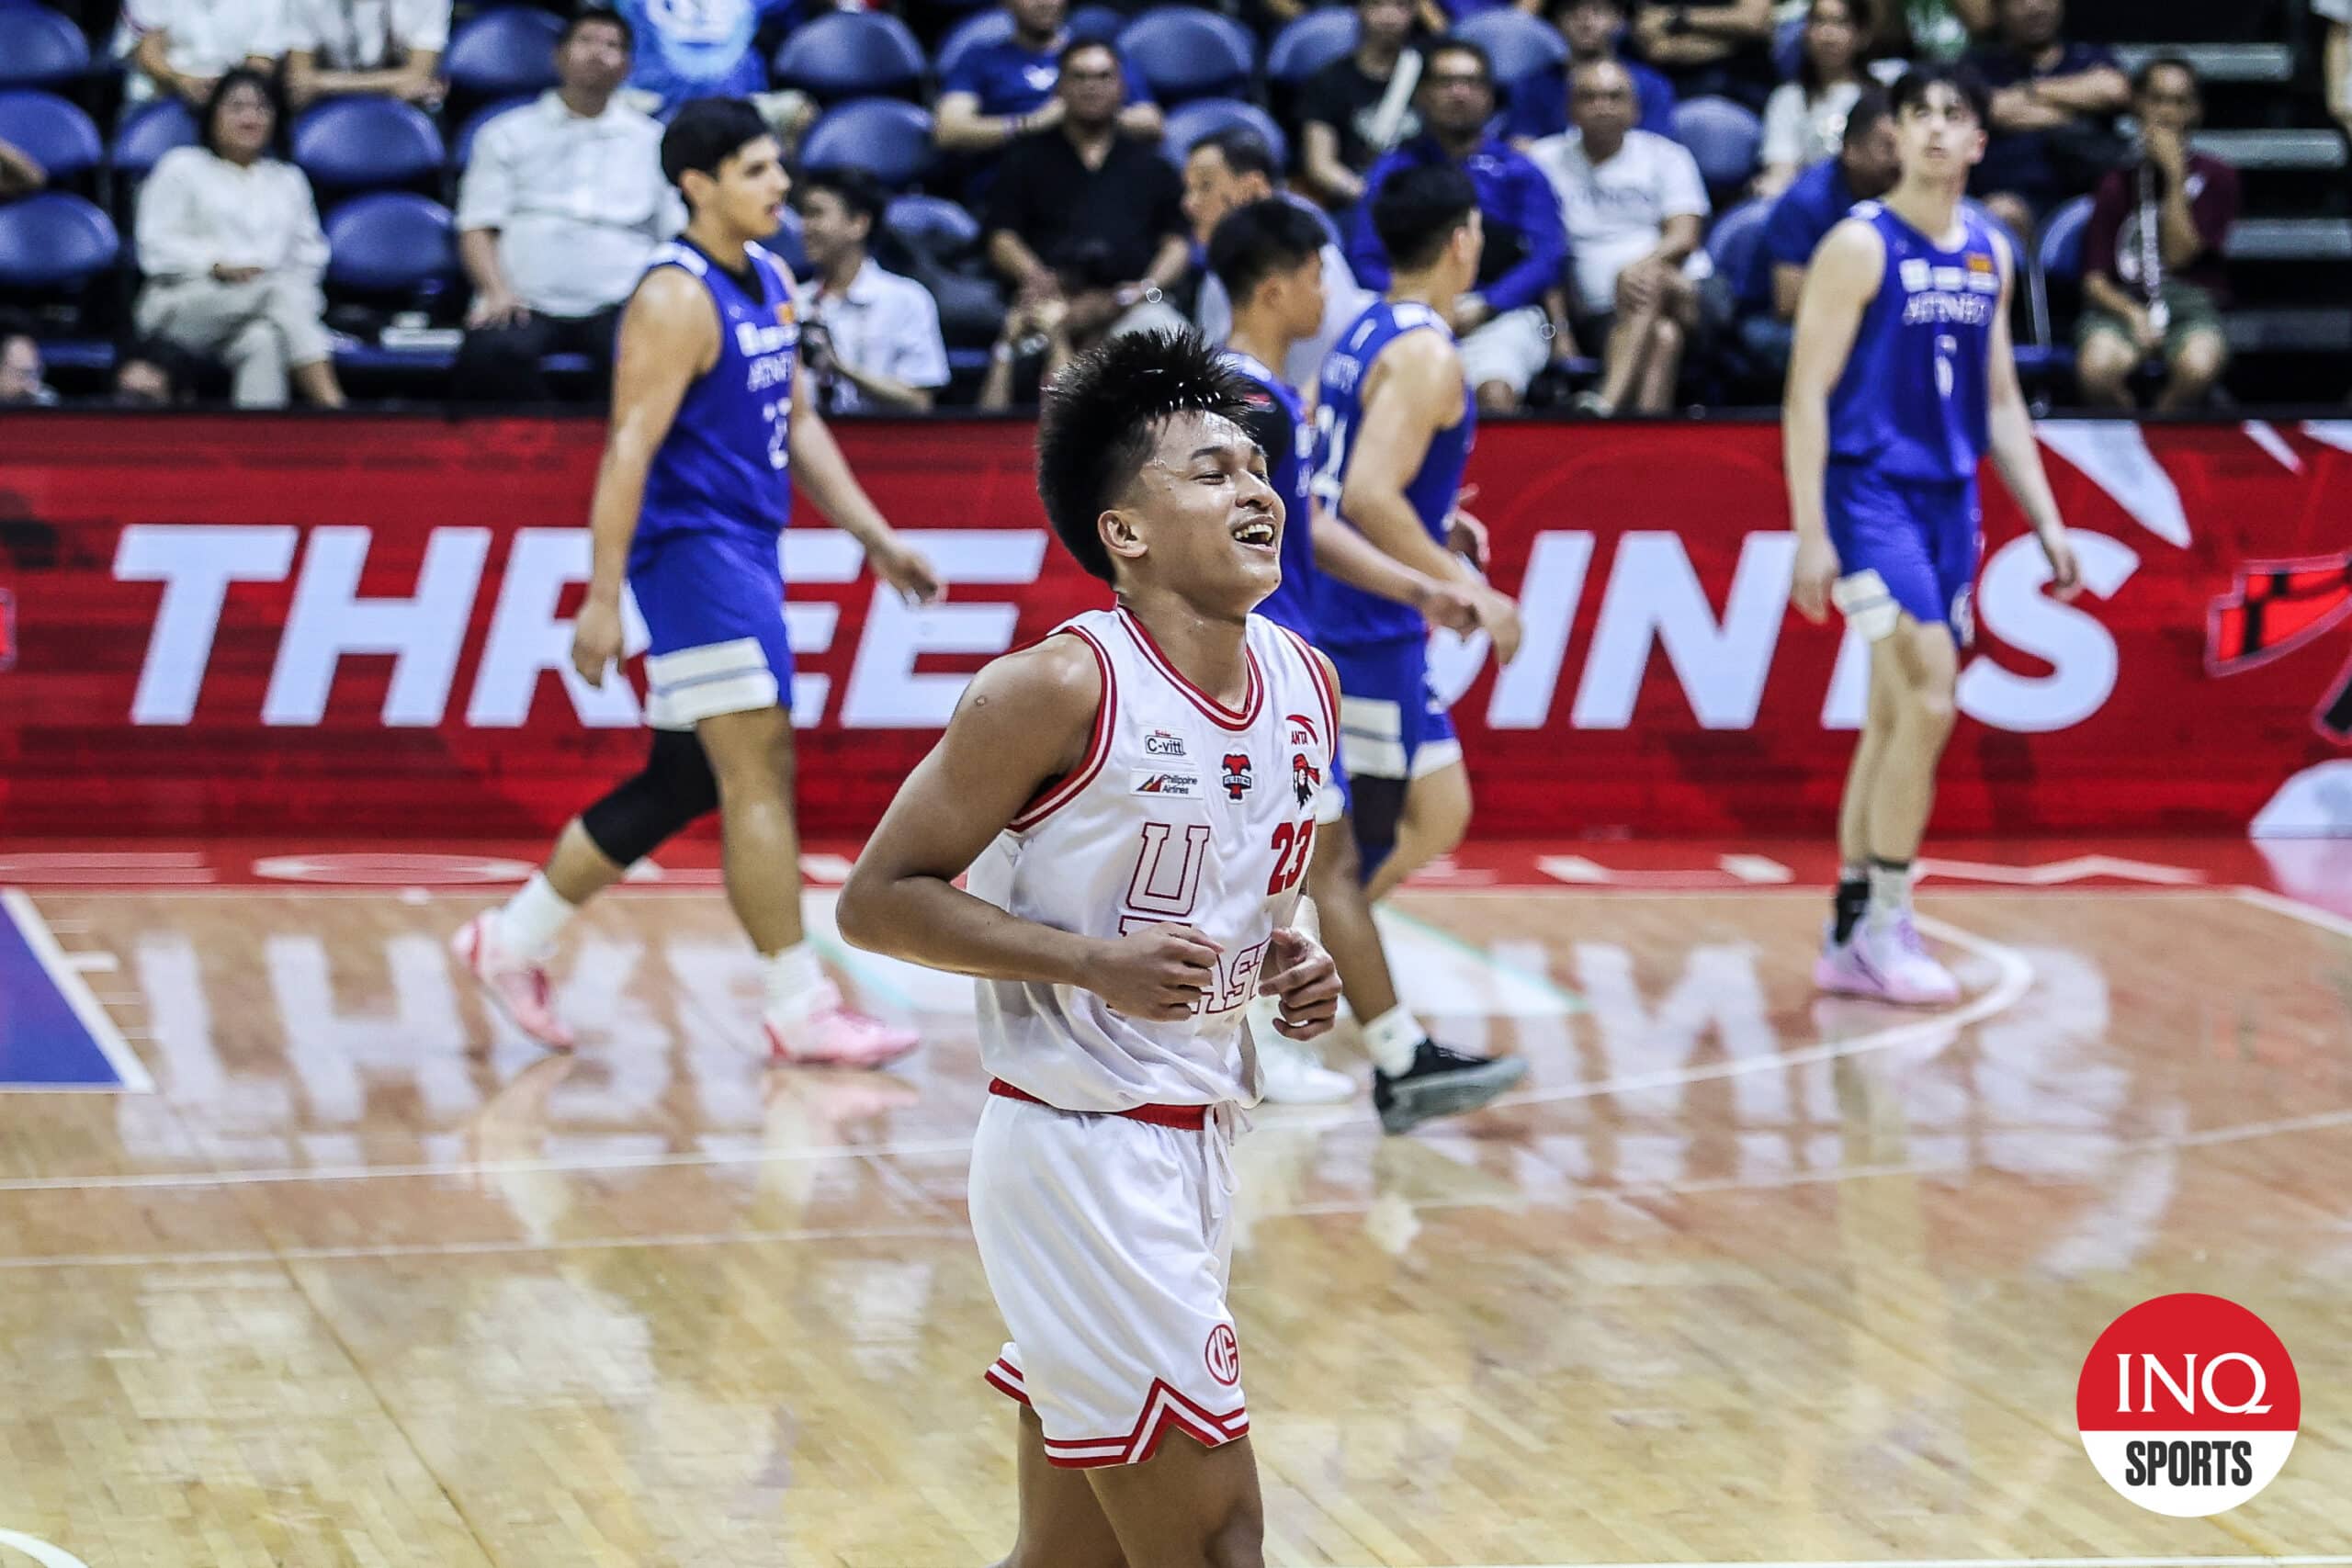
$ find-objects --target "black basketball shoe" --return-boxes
[1373,1041,1527,1134]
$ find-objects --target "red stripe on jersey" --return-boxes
[1114,607,1264,731]
[1009,626,1117,832]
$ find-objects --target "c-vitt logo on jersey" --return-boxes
[2076,1293,2299,1517]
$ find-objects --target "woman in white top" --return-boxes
[1754,0,1870,198]
[134,72,345,409]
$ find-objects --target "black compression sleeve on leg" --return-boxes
[1347,773,1408,888]
[578,728,721,865]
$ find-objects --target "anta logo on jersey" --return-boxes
[1132,769,1204,798]
[1145,728,1187,757]
[1221,753,1253,800]
[1291,751,1319,808]
[1285,712,1319,748]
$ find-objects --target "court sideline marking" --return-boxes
[0,888,155,1093]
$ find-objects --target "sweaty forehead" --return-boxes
[1146,410,1251,466]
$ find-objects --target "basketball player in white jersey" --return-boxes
[839,330,1343,1565]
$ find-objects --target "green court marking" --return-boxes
[1378,905,1585,1011]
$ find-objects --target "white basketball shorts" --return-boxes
[969,1084,1250,1468]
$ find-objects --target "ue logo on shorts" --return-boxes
[1204,1324,1240,1387]
[2075,1292,2299,1517]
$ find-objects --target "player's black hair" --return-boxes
[1036,330,1257,584]
[1890,61,1991,128]
[661,97,773,190]
[1192,128,1277,183]
[561,6,633,49]
[1208,198,1329,305]
[1841,85,1894,145]
[1372,163,1478,273]
[795,165,886,231]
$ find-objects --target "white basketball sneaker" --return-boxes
[1851,912,1961,1006]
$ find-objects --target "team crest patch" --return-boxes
[1221,753,1253,801]
[1291,751,1319,808]
[1132,769,1204,798]
[1145,728,1187,758]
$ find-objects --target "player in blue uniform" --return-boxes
[1785,63,2080,1004]
[1314,164,1521,916]
[454,98,941,1066]
[1210,198,1526,1130]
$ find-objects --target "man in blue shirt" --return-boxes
[1507,0,1678,144]
[1349,38,1569,412]
[1735,86,1897,372]
[933,0,1159,198]
[1960,0,2127,239]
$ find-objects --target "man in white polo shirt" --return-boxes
[454,7,684,402]
[796,167,951,413]
[1530,57,1712,416]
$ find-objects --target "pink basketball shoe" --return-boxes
[763,999,919,1068]
[451,913,576,1051]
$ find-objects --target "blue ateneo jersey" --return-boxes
[1828,201,2003,484]
[1220,348,1317,639]
[1311,299,1474,648]
[630,239,799,572]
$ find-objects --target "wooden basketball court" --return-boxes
[2,840,2347,1567]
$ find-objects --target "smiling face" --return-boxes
[1101,411,1283,614]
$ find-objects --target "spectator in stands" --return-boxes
[0,138,44,197]
[2319,0,2352,147]
[112,338,198,405]
[1506,0,1678,146]
[1297,0,1422,209]
[1532,57,1710,415]
[1184,129,1369,388]
[983,40,1190,353]
[0,313,56,407]
[454,9,682,403]
[795,169,949,413]
[1755,0,1870,197]
[2075,57,2237,413]
[1736,85,1896,371]
[1962,0,2128,240]
[132,72,345,409]
[977,293,1072,409]
[125,0,284,107]
[283,0,447,110]
[1627,0,1776,112]
[934,0,1160,195]
[1873,0,1993,63]
[614,0,813,147]
[1349,39,1568,412]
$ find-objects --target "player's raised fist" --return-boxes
[1093,923,1224,1021]
[1258,927,1340,1039]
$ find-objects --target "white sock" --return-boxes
[1362,1005,1424,1077]
[1866,860,1913,926]
[495,873,577,960]
[763,942,840,1028]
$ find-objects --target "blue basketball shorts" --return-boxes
[1824,464,1984,646]
[1326,636,1462,784]
[628,529,795,731]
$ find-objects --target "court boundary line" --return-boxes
[0,888,154,1094]
[2233,885,2352,940]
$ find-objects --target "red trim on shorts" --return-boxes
[988,1078,1211,1130]
[984,1358,1031,1407]
[1033,1378,1250,1469]
[1272,625,1338,751]
[1115,606,1264,731]
[1009,626,1116,832]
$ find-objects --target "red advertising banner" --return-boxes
[3,413,2348,839]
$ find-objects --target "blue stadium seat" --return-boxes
[2015,194,2091,383]
[1674,96,1763,189]
[1161,99,1288,171]
[108,98,198,179]
[450,95,534,167]
[2036,194,2094,289]
[1451,9,1566,90]
[442,7,563,98]
[1772,14,1804,79]
[800,97,933,188]
[0,6,88,88]
[293,97,445,191]
[324,191,457,293]
[1069,6,1125,43]
[773,13,927,103]
[886,193,980,256]
[933,9,1013,84]
[1118,8,1257,106]
[1267,9,1358,85]
[0,90,101,182]
[1704,196,1771,291]
[0,192,119,288]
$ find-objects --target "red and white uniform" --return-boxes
[966,604,1336,1467]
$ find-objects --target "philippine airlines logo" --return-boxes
[2076,1293,2299,1517]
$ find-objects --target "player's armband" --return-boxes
[1832,570,1900,642]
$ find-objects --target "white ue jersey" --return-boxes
[967,604,1340,1114]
